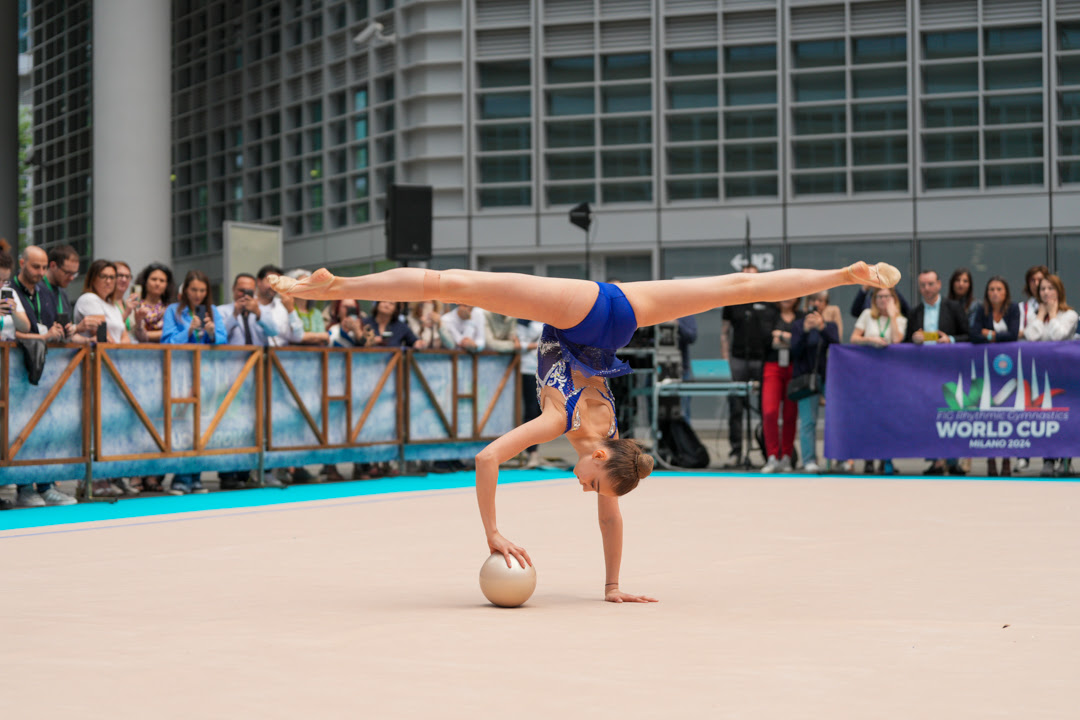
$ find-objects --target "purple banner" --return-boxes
[825,342,1080,459]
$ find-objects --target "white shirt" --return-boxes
[854,309,907,344]
[1023,307,1079,342]
[221,297,304,347]
[441,307,486,351]
[0,283,26,341]
[74,292,129,343]
[1018,297,1040,333]
[516,320,543,376]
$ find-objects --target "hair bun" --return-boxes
[635,451,654,479]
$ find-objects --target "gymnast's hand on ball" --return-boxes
[487,531,532,569]
[605,587,659,604]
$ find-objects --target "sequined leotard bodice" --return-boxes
[536,324,621,437]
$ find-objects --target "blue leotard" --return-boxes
[536,282,638,435]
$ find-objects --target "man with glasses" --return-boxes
[11,245,84,344]
[38,245,99,343]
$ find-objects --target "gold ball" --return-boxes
[478,552,537,608]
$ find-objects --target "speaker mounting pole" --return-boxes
[569,202,592,281]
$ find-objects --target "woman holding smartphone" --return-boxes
[162,270,226,494]
[362,300,426,348]
[73,260,133,344]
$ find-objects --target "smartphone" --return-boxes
[241,288,255,298]
[195,305,208,321]
[96,323,108,343]
[346,305,361,317]
[132,284,143,298]
[57,312,70,327]
[923,330,939,342]
[0,287,13,303]
[381,330,393,338]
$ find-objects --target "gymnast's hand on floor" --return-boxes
[605,587,659,604]
[487,530,532,569]
[267,268,336,299]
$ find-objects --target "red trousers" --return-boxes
[762,361,796,460]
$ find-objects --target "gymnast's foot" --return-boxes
[847,261,901,289]
[268,267,336,299]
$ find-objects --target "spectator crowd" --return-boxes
[2,245,1078,510]
[720,262,1079,480]
[0,245,537,509]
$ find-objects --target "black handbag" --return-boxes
[787,336,823,401]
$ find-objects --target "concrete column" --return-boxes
[0,0,17,254]
[92,0,171,269]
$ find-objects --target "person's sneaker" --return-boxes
[189,479,208,494]
[40,487,77,506]
[863,461,877,475]
[16,485,45,508]
[92,480,122,497]
[1015,458,1030,472]
[262,473,284,488]
[760,456,780,473]
[113,478,140,496]
[803,460,821,473]
[525,453,541,469]
[778,456,793,472]
[0,497,13,510]
[167,481,191,496]
[1040,461,1058,478]
[882,460,896,476]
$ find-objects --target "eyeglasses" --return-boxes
[116,273,132,280]
[99,274,117,281]
[60,267,79,279]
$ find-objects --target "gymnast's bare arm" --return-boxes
[474,410,564,569]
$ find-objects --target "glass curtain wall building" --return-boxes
[24,2,1080,344]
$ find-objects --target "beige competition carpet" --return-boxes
[2,473,1078,719]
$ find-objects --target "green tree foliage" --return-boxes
[18,105,32,244]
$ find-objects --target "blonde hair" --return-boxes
[869,287,899,320]
[602,438,654,496]
[409,300,444,320]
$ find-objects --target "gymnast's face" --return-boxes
[573,451,615,496]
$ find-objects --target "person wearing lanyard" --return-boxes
[850,287,907,475]
[10,246,67,342]
[6,246,80,507]
[39,244,100,343]
[108,261,138,335]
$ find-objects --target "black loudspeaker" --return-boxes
[386,184,433,261]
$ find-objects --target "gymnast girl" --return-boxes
[270,261,900,603]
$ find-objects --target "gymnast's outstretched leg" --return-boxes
[618,261,898,328]
[269,261,898,331]
[270,266,602,329]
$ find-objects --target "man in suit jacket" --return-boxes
[905,268,969,476]
[904,269,970,344]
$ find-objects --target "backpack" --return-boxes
[658,417,710,469]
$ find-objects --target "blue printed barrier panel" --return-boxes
[265,348,400,468]
[93,346,259,478]
[404,352,518,462]
[409,352,455,442]
[0,345,88,485]
[826,342,1080,460]
[475,354,517,437]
